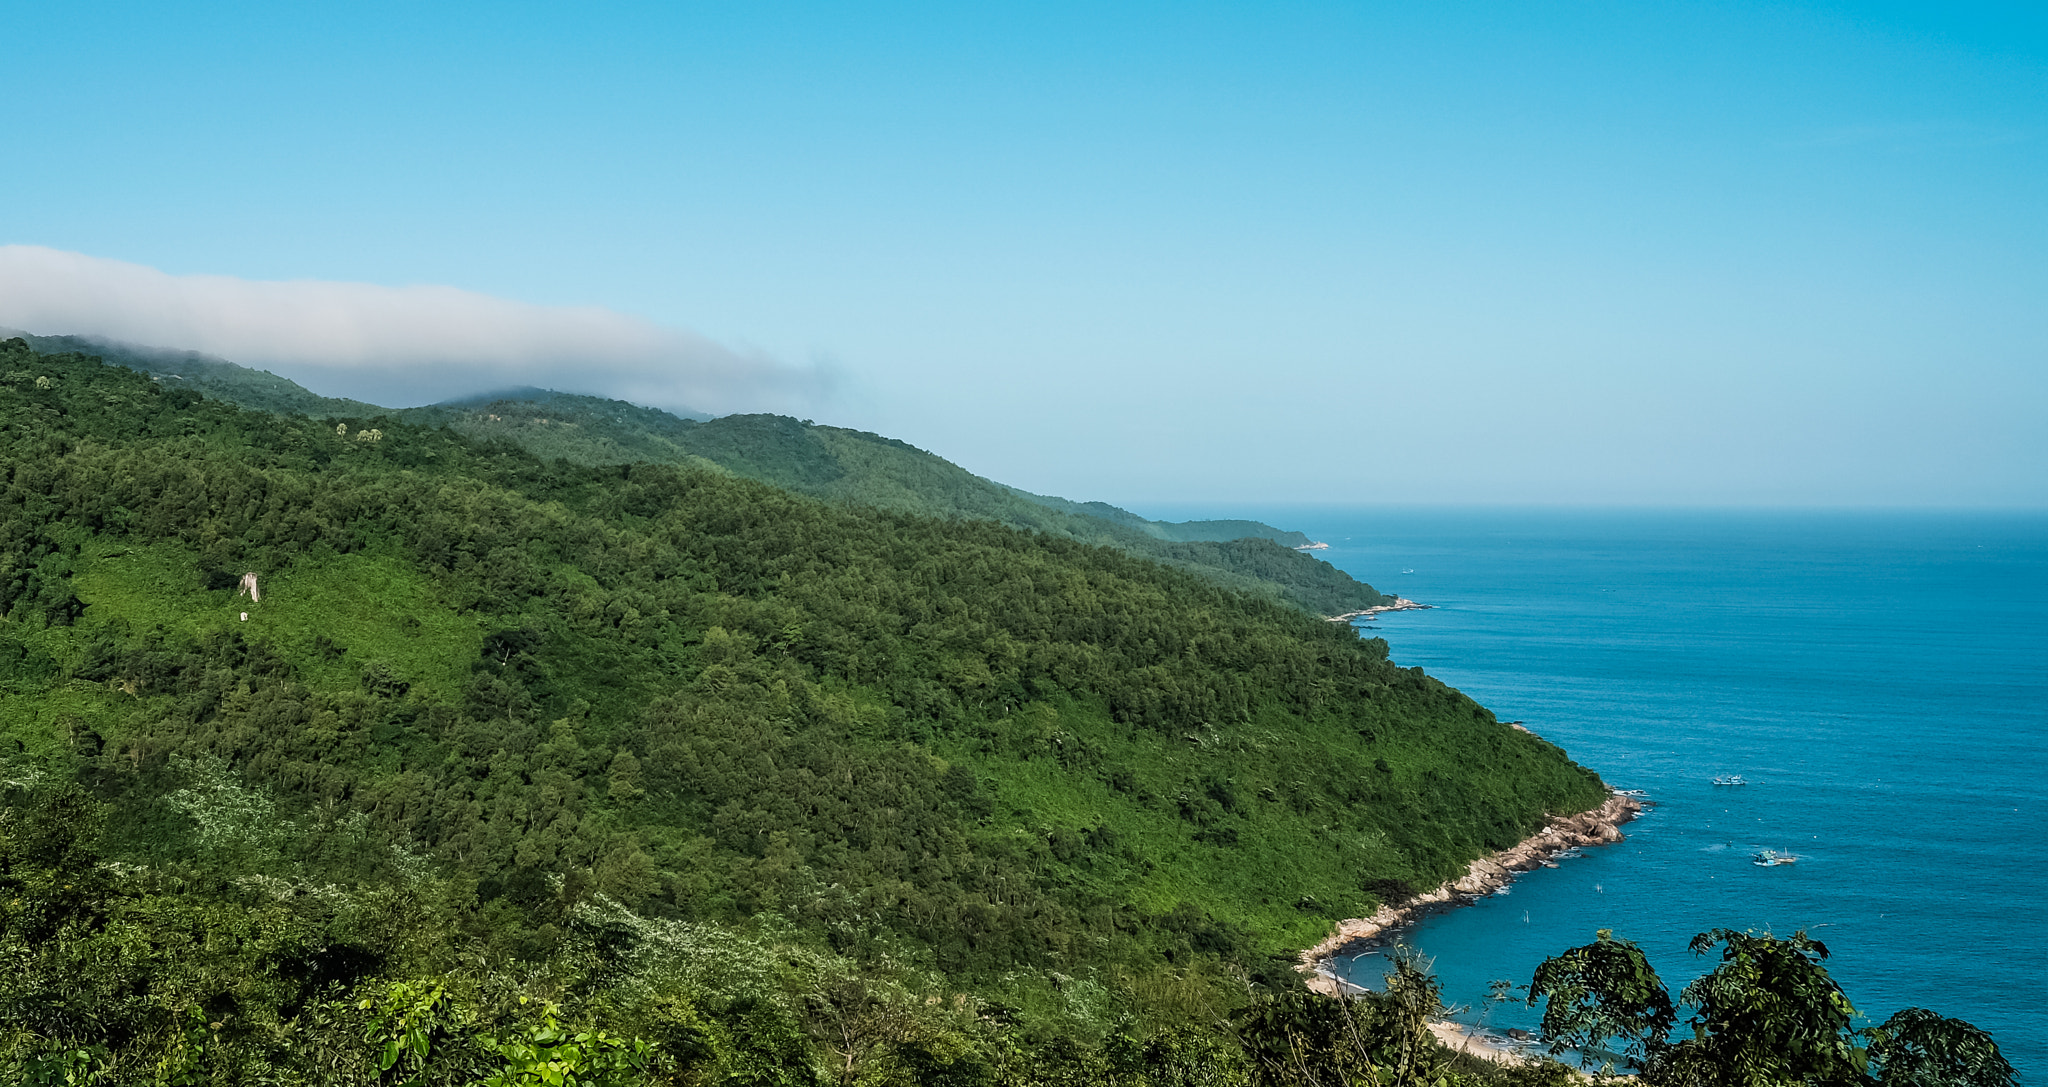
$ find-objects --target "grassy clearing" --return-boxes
[0,679,127,759]
[70,538,482,701]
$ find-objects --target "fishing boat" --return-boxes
[1712,775,1747,786]
[1752,850,1797,867]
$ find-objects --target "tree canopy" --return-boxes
[1529,929,2015,1087]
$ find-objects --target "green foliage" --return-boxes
[0,770,2013,1086]
[1667,929,1865,1087]
[1235,952,1451,1087]
[1527,928,1674,1066]
[1529,930,2017,1087]
[361,981,454,1085]
[1864,1008,2016,1087]
[478,1004,654,1087]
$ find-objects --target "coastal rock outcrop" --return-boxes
[1301,792,1643,996]
[1327,597,1432,623]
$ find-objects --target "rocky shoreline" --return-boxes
[1300,791,1644,997]
[1327,596,1434,623]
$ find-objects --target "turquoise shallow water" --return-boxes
[1165,507,2048,1077]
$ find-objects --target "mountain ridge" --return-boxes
[8,329,1382,616]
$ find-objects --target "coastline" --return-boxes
[1328,596,1433,623]
[1299,791,1644,997]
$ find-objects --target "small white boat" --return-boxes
[1752,850,1797,867]
[1713,775,1747,787]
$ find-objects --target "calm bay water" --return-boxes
[1169,507,2047,1076]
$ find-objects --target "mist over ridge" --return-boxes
[0,245,835,417]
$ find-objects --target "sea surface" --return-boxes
[1163,507,2047,1077]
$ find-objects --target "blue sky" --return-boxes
[3,1,2043,507]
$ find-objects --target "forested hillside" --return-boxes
[0,335,1598,959]
[6,331,1384,616]
[0,338,1611,1080]
[418,401,1379,614]
[0,338,2015,1086]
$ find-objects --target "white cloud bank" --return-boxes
[0,245,834,414]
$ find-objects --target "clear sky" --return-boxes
[4,1,2044,508]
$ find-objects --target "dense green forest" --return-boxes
[0,338,2015,1084]
[415,402,1373,615]
[5,331,1381,616]
[0,338,1595,1079]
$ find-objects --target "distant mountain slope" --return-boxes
[401,390,729,474]
[24,333,1386,615]
[1012,491,1313,547]
[400,400,1382,615]
[3,329,381,418]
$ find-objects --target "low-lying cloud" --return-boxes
[0,245,835,415]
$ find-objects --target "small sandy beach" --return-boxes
[1429,1020,1539,1064]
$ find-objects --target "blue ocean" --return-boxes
[1170,507,2047,1077]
